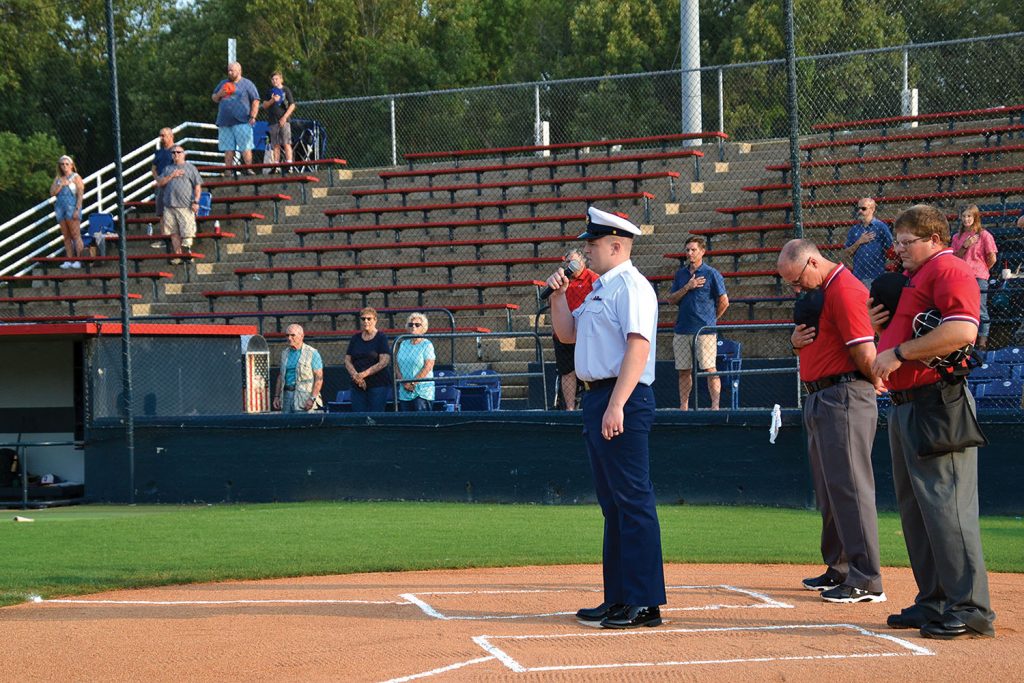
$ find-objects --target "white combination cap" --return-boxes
[577,206,641,240]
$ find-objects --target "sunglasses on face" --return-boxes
[407,322,423,327]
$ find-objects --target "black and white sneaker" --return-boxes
[802,572,843,591]
[821,584,886,603]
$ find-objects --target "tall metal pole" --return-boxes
[105,0,135,503]
[783,0,803,236]
[680,0,702,142]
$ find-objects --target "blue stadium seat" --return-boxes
[433,368,457,387]
[432,385,461,412]
[716,338,742,410]
[327,389,352,413]
[971,362,1011,381]
[990,346,1024,364]
[974,379,1023,410]
[463,368,502,410]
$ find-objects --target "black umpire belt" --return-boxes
[582,377,618,391]
[803,371,869,395]
[283,385,296,391]
[888,381,943,406]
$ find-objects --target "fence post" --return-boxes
[717,68,725,135]
[390,98,397,167]
[534,85,541,146]
[783,0,803,237]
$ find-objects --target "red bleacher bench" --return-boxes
[203,174,320,203]
[126,213,263,242]
[160,303,521,333]
[32,253,205,282]
[800,124,1024,160]
[664,244,844,271]
[264,234,577,267]
[124,231,236,261]
[0,271,173,299]
[324,191,655,225]
[235,256,562,289]
[295,213,585,246]
[0,293,142,316]
[403,132,728,168]
[656,318,791,331]
[264,326,493,340]
[352,171,680,208]
[195,158,348,186]
[717,186,1024,225]
[743,164,1024,203]
[380,149,705,187]
[659,295,797,318]
[767,143,1024,183]
[812,104,1024,139]
[649,270,785,295]
[203,280,548,310]
[0,314,110,324]
[127,193,291,222]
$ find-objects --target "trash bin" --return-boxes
[242,335,270,413]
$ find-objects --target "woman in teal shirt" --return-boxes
[395,312,435,411]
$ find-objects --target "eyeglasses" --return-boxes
[787,258,811,287]
[894,236,931,249]
[172,151,185,155]
[407,322,423,328]
[856,206,870,212]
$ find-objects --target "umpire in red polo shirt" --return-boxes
[779,240,886,604]
[872,204,995,640]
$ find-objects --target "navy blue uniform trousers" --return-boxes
[582,382,666,606]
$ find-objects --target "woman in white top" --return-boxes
[49,155,86,268]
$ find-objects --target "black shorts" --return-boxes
[553,337,576,376]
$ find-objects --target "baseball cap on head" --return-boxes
[577,206,641,240]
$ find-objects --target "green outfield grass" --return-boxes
[1,502,1021,607]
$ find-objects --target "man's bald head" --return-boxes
[778,239,822,268]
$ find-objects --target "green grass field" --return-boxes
[1,502,1021,607]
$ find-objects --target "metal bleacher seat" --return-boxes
[716,338,742,410]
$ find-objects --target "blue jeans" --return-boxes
[399,397,431,412]
[351,385,388,412]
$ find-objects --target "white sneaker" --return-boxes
[60,261,72,269]
[70,261,81,269]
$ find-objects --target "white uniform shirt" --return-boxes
[572,259,658,384]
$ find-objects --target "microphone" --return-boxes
[540,258,582,300]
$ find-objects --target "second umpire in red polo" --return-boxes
[778,240,886,604]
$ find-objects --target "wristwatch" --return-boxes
[893,345,907,362]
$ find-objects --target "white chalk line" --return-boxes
[378,656,494,683]
[471,623,934,673]
[401,584,793,621]
[31,597,411,606]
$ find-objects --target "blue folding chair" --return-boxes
[81,213,117,256]
[198,191,212,217]
[716,338,743,410]
[432,385,461,412]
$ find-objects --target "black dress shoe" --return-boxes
[600,605,662,629]
[920,615,994,640]
[576,602,624,622]
[887,611,928,629]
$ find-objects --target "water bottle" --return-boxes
[213,220,221,235]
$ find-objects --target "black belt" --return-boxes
[803,372,868,395]
[889,381,942,406]
[582,377,617,391]
[284,385,296,391]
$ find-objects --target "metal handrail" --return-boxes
[389,330,547,411]
[691,322,800,411]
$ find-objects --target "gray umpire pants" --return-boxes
[804,380,883,592]
[888,393,996,635]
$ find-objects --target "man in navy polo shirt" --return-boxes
[780,240,885,604]
[665,235,729,410]
[845,197,893,288]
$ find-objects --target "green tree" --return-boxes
[0,131,64,220]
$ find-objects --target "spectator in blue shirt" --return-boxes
[395,312,435,411]
[666,236,729,410]
[845,198,893,288]
[344,307,391,412]
[211,61,261,172]
[273,324,324,413]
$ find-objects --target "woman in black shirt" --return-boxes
[344,307,391,411]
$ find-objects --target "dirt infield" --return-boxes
[2,563,1021,682]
